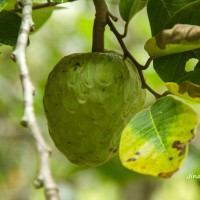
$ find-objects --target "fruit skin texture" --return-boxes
[43,52,145,167]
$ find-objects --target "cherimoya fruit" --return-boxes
[43,52,145,166]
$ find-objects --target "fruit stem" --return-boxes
[92,0,108,52]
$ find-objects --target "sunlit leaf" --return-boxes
[145,24,200,58]
[0,0,8,11]
[166,81,200,103]
[0,10,21,46]
[119,0,148,23]
[119,96,198,178]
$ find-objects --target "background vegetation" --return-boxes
[0,0,200,199]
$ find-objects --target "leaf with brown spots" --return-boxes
[119,96,199,178]
[146,0,200,85]
[145,24,200,58]
[166,81,200,103]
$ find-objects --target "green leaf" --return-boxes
[119,96,198,178]
[0,10,21,46]
[166,81,200,103]
[147,0,200,85]
[4,0,68,32]
[147,0,197,35]
[145,24,200,58]
[153,45,200,85]
[0,0,8,11]
[119,0,148,23]
[32,6,61,32]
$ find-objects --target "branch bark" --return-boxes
[11,0,60,199]
[92,0,108,52]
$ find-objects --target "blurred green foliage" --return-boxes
[0,1,200,200]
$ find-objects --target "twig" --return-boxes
[107,17,142,68]
[121,22,129,38]
[143,57,153,70]
[107,17,162,99]
[11,2,59,13]
[11,0,60,199]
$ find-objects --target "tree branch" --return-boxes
[92,0,108,52]
[11,0,60,199]
[10,2,59,13]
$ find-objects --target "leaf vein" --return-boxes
[148,108,167,153]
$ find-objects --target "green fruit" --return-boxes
[43,52,145,167]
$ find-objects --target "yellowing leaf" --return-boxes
[119,96,198,178]
[145,24,200,58]
[166,81,200,103]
